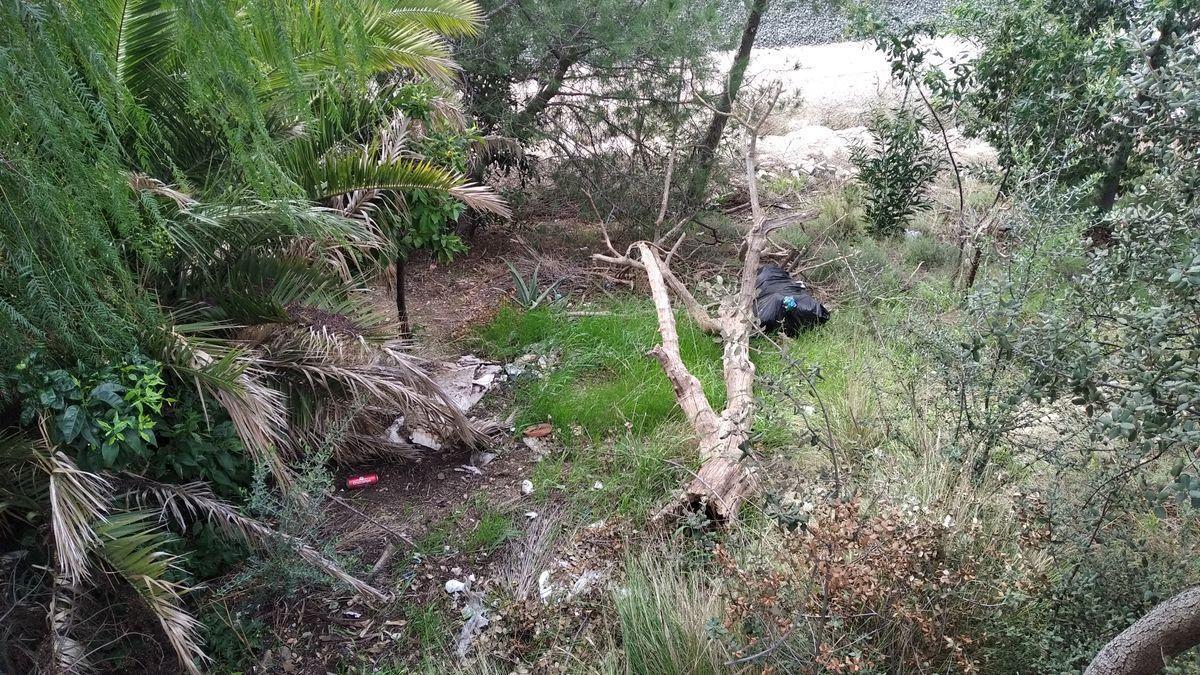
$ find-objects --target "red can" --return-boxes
[346,473,379,489]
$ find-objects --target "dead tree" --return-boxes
[593,88,781,520]
[1086,587,1200,675]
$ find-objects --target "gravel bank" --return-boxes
[717,0,949,49]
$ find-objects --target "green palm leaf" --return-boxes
[90,0,178,99]
[385,0,483,37]
[98,512,206,674]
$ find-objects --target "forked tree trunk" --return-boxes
[595,109,781,520]
[1086,587,1200,675]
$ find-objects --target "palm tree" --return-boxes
[1,0,506,670]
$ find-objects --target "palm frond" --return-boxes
[289,148,511,217]
[450,183,512,218]
[91,0,178,99]
[162,201,388,287]
[385,0,483,37]
[121,479,389,602]
[159,328,295,486]
[128,172,195,209]
[97,512,206,675]
[47,573,90,674]
[356,19,458,82]
[34,447,110,587]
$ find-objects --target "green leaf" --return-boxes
[90,382,126,408]
[58,405,86,443]
[101,442,120,467]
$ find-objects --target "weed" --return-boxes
[505,259,564,309]
[616,553,730,675]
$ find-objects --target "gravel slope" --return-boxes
[717,0,949,49]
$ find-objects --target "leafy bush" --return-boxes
[850,109,942,237]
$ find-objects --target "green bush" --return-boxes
[851,108,942,237]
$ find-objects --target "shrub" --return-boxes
[850,109,942,237]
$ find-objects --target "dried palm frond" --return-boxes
[97,512,206,675]
[121,479,389,602]
[47,573,89,674]
[33,447,110,587]
[159,328,295,486]
[127,172,195,209]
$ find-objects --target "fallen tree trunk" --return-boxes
[1086,586,1200,675]
[594,90,784,520]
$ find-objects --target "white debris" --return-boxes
[454,590,490,658]
[567,570,604,600]
[591,481,604,490]
[521,479,534,495]
[430,356,503,412]
[444,579,468,594]
[522,435,550,460]
[525,511,539,520]
[537,571,554,602]
[409,428,443,451]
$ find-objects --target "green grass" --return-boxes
[404,602,448,651]
[528,422,699,522]
[467,511,520,553]
[474,300,726,439]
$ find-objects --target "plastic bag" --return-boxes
[755,264,830,335]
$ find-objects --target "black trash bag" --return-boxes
[755,264,830,336]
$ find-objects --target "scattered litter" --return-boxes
[409,428,442,451]
[586,519,607,529]
[537,571,553,602]
[346,474,378,489]
[454,590,490,658]
[567,570,604,600]
[905,229,923,239]
[521,479,534,495]
[383,356,502,451]
[591,481,604,490]
[342,610,362,620]
[444,579,468,594]
[523,423,553,438]
[431,356,503,412]
[525,511,539,520]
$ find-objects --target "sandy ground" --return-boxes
[715,38,996,173]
